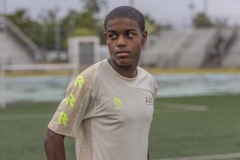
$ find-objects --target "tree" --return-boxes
[61,10,96,34]
[144,14,171,35]
[7,9,32,30]
[6,9,42,49]
[79,0,108,45]
[60,10,97,48]
[193,12,213,27]
[80,0,108,13]
[38,8,61,51]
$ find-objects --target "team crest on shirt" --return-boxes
[145,96,153,105]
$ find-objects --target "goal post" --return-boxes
[0,63,78,109]
[0,66,6,108]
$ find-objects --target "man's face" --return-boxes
[104,17,147,67]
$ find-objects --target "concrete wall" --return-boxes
[0,31,33,65]
[67,28,240,68]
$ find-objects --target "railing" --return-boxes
[218,26,238,56]
[203,26,238,67]
[2,17,41,61]
[205,26,221,56]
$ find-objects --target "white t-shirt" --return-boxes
[48,59,158,160]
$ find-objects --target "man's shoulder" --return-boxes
[138,66,154,79]
[80,60,106,74]
[77,60,107,80]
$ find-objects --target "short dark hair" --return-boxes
[104,6,145,32]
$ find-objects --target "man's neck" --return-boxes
[107,59,138,78]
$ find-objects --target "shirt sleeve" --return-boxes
[48,65,97,137]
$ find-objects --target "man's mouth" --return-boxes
[115,51,130,57]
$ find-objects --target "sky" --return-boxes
[1,0,240,29]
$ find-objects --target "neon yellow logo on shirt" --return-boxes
[75,75,84,88]
[114,98,122,110]
[58,112,68,126]
[66,94,75,108]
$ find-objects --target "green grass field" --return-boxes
[1,95,240,160]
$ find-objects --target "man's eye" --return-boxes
[108,34,117,39]
[126,33,134,38]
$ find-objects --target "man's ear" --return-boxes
[141,31,147,45]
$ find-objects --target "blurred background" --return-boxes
[0,0,240,66]
[0,0,240,160]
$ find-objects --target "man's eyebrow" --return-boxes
[126,29,137,32]
[107,29,137,33]
[107,30,117,33]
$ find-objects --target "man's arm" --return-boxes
[44,129,66,160]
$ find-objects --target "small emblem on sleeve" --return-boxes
[75,75,84,88]
[66,94,75,108]
[146,96,153,105]
[58,112,69,126]
[114,98,122,110]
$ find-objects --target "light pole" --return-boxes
[1,0,7,15]
[0,0,7,29]
[54,7,61,60]
[0,0,2,15]
[129,0,135,7]
[188,1,195,28]
[203,0,208,14]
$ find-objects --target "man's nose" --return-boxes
[117,35,127,47]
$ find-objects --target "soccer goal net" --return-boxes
[0,63,78,109]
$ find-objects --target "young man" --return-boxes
[44,6,157,160]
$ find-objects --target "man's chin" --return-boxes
[116,60,131,66]
[111,57,137,67]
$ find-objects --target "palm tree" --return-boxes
[79,0,108,40]
[80,0,108,14]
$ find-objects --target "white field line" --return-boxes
[158,102,208,112]
[153,152,240,160]
[0,113,52,121]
